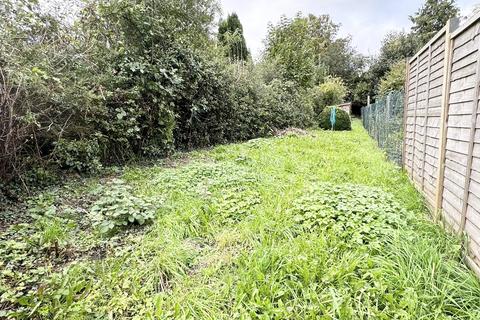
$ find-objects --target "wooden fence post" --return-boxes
[402,60,411,167]
[411,57,420,179]
[434,18,459,217]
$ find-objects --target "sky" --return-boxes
[219,0,479,59]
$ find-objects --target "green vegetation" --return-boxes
[319,107,352,131]
[309,76,348,117]
[1,0,478,318]
[377,61,407,96]
[264,14,363,91]
[218,13,249,61]
[89,180,158,234]
[1,121,479,318]
[411,0,460,44]
[358,0,459,100]
[0,0,462,192]
[0,0,358,194]
[365,31,419,97]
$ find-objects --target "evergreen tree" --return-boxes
[410,0,459,44]
[218,13,249,61]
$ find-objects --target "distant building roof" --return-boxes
[337,102,352,115]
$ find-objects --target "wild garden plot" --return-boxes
[1,121,480,319]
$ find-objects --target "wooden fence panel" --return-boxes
[464,91,480,271]
[404,57,418,175]
[443,20,480,238]
[448,18,480,275]
[405,30,448,209]
[403,14,480,277]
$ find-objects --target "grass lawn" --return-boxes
[1,120,480,319]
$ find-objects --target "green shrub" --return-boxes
[262,79,315,129]
[306,86,326,116]
[53,139,101,173]
[318,106,351,131]
[89,180,156,234]
[171,51,233,148]
[317,76,347,106]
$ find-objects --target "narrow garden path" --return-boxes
[2,120,480,318]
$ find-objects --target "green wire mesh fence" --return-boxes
[362,90,404,166]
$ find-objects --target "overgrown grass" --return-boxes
[1,120,480,319]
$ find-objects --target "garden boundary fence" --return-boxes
[362,91,404,166]
[402,13,480,277]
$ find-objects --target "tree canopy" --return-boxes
[218,13,249,61]
[264,13,364,91]
[358,0,460,100]
[410,0,459,44]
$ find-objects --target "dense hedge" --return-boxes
[0,0,318,193]
[318,107,352,131]
[0,0,351,195]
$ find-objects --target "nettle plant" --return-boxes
[213,187,261,222]
[292,183,410,246]
[89,180,157,234]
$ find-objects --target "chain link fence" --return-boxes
[362,90,404,166]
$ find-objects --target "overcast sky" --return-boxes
[219,0,478,59]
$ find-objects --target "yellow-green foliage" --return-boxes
[378,60,406,95]
[309,76,348,116]
[318,76,348,105]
